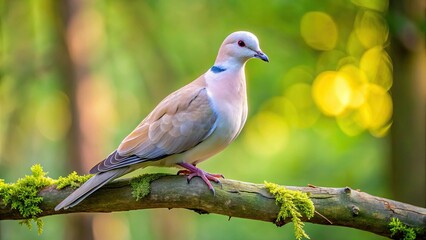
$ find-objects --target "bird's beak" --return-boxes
[254,50,269,62]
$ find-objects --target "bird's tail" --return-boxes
[54,167,129,211]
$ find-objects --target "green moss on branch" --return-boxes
[389,217,417,240]
[0,165,94,234]
[264,181,315,240]
[0,165,53,234]
[0,165,172,234]
[130,173,171,200]
[55,171,92,190]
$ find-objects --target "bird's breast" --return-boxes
[173,70,248,165]
[206,72,248,143]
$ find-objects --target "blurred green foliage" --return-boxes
[0,0,397,239]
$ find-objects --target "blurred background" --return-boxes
[0,0,424,239]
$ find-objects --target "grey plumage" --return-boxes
[54,167,129,210]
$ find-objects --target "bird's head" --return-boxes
[215,31,269,65]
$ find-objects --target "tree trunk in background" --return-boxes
[59,1,94,239]
[389,0,425,207]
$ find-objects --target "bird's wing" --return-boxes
[90,78,218,174]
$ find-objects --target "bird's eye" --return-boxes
[237,40,246,47]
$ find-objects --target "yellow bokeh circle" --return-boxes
[356,83,393,132]
[300,12,338,51]
[355,10,389,49]
[312,71,352,116]
[360,46,393,90]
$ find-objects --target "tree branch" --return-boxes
[1,175,425,239]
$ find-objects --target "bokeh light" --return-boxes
[304,6,393,137]
[245,110,289,157]
[351,0,389,12]
[360,46,393,90]
[300,12,338,51]
[355,10,389,49]
[312,71,352,116]
[283,83,320,128]
[36,91,71,141]
[356,83,393,136]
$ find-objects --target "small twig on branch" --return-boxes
[1,175,425,239]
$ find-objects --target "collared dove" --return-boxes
[55,31,268,211]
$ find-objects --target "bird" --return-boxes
[55,31,269,211]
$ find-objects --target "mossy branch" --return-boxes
[1,174,425,239]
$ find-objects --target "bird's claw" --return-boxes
[177,163,224,194]
[177,169,191,175]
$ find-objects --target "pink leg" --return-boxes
[177,163,224,194]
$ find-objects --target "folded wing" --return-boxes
[90,84,217,174]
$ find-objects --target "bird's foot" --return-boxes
[177,169,224,179]
[177,163,224,195]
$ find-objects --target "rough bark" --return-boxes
[1,176,425,239]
